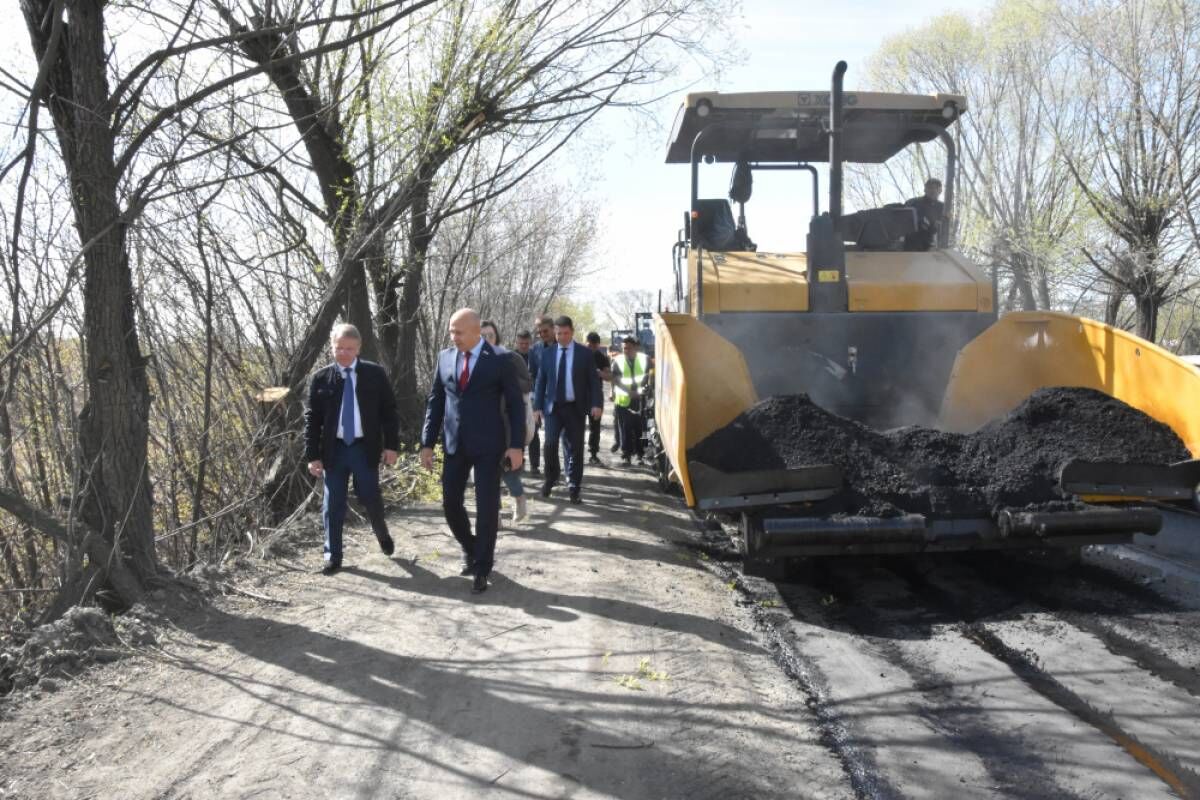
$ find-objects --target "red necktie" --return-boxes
[459,351,471,391]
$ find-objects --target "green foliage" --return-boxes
[384,444,444,505]
[612,657,670,690]
[635,657,669,682]
[613,674,644,690]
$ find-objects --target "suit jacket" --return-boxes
[421,341,525,457]
[304,360,400,467]
[527,340,549,386]
[533,341,604,416]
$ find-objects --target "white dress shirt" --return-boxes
[456,337,486,388]
[556,343,576,403]
[335,358,363,440]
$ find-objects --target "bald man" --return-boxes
[421,309,526,594]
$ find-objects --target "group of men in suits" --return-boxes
[304,309,604,595]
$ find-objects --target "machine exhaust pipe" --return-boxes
[829,60,847,223]
[807,61,850,313]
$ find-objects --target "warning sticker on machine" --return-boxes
[817,270,840,282]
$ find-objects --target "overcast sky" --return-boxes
[569,0,992,304]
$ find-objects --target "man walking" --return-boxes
[305,323,399,575]
[526,316,555,476]
[585,332,612,465]
[532,316,603,504]
[514,330,534,366]
[611,336,651,465]
[420,308,525,593]
[514,330,536,473]
[608,345,623,454]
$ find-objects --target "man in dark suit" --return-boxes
[304,323,400,575]
[525,315,555,476]
[532,315,603,504]
[420,308,525,594]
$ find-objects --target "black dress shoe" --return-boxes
[588,455,601,465]
[569,491,582,505]
[459,558,475,576]
[540,483,552,498]
[472,573,489,593]
[321,561,342,576]
[376,532,395,556]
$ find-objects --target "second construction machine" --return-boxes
[652,61,1200,573]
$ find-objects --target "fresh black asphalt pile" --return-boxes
[687,387,1191,516]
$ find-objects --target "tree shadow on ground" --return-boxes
[174,602,799,799]
[504,524,701,571]
[343,560,757,653]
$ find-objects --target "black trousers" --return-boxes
[588,413,601,456]
[529,419,541,470]
[543,402,586,492]
[441,449,503,576]
[617,400,644,457]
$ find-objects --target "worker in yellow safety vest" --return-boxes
[611,336,650,465]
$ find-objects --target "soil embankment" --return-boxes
[688,387,1190,515]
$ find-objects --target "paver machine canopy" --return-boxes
[663,63,991,435]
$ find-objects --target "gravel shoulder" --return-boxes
[0,460,850,800]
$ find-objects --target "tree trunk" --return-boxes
[0,529,23,600]
[192,234,216,563]
[225,11,394,516]
[23,0,155,595]
[0,485,141,616]
[226,9,381,358]
[392,185,434,438]
[1135,292,1160,343]
[1105,287,1124,326]
[0,368,38,591]
[344,258,381,362]
[1009,254,1039,310]
[1036,270,1051,311]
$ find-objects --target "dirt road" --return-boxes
[0,462,848,799]
[3,455,1200,799]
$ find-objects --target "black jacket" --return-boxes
[903,195,944,251]
[304,360,400,466]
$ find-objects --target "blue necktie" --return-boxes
[555,347,568,404]
[341,367,355,445]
